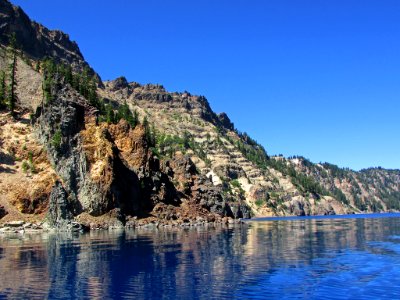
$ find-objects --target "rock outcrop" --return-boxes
[217,113,234,131]
[28,73,235,228]
[0,0,88,72]
[47,181,72,228]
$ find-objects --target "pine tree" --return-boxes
[143,115,149,130]
[0,71,6,109]
[80,67,90,98]
[150,124,156,147]
[105,104,115,124]
[142,115,152,145]
[42,60,55,104]
[87,76,98,107]
[7,33,17,117]
[116,101,138,128]
[133,110,139,126]
[64,65,73,85]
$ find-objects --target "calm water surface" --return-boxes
[1,213,400,299]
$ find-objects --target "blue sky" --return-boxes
[12,0,400,170]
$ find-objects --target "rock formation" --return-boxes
[0,0,399,230]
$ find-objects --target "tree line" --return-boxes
[0,33,18,117]
[40,57,160,148]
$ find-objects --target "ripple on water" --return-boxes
[235,248,400,300]
[1,215,400,299]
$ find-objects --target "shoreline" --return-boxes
[0,217,247,235]
[250,211,400,221]
[3,211,400,235]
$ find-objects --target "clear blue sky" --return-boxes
[12,0,400,170]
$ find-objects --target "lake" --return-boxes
[1,213,400,299]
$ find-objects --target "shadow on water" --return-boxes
[1,216,400,299]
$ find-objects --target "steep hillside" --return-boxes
[0,0,90,72]
[101,79,399,217]
[0,0,399,230]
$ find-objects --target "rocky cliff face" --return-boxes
[0,0,87,71]
[0,0,399,230]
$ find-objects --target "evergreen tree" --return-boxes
[143,115,149,131]
[7,33,18,116]
[98,98,106,115]
[87,76,98,107]
[105,104,115,124]
[133,110,139,126]
[64,65,73,85]
[42,59,56,104]
[0,71,6,109]
[143,116,154,146]
[149,124,156,147]
[116,101,138,127]
[80,67,90,98]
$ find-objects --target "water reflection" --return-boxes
[1,216,400,299]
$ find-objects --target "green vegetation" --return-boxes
[41,59,142,132]
[142,116,156,147]
[332,188,349,205]
[52,129,62,150]
[99,101,139,129]
[255,199,265,207]
[230,179,245,196]
[21,151,37,174]
[103,104,115,124]
[291,171,328,196]
[379,190,400,211]
[41,58,99,106]
[227,131,345,201]
[265,156,355,206]
[265,157,329,196]
[118,101,138,127]
[230,179,241,189]
[21,160,29,173]
[155,134,187,157]
[0,71,6,109]
[370,199,384,212]
[154,131,210,165]
[42,59,55,104]
[3,33,18,116]
[353,195,366,211]
[322,162,350,179]
[231,132,270,170]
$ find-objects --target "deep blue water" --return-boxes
[1,213,400,299]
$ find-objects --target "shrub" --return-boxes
[21,160,29,172]
[52,129,62,150]
[255,199,265,207]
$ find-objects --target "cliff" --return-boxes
[0,0,399,231]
